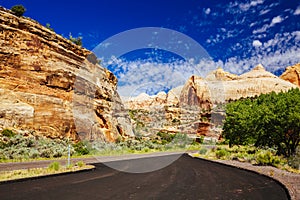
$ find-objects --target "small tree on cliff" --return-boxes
[11,5,26,17]
[69,33,82,46]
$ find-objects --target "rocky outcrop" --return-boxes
[280,63,300,87]
[205,67,238,81]
[0,7,133,141]
[123,64,296,139]
[183,64,296,103]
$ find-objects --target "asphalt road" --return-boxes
[0,154,289,200]
[0,151,187,172]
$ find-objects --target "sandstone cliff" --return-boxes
[0,7,133,141]
[124,64,296,138]
[182,64,296,104]
[280,63,300,87]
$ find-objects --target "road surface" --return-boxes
[0,154,289,200]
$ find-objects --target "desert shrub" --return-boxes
[255,150,282,167]
[73,141,90,155]
[1,129,16,138]
[45,23,54,31]
[53,149,63,158]
[287,147,300,169]
[76,161,85,167]
[69,33,82,46]
[28,149,39,159]
[11,5,26,17]
[40,149,53,158]
[215,148,230,159]
[0,131,73,160]
[48,162,60,171]
[199,148,208,155]
[157,132,175,143]
[172,133,192,147]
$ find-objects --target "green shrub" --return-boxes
[45,23,54,31]
[223,88,300,157]
[0,130,74,159]
[76,161,85,167]
[69,33,82,46]
[73,141,90,155]
[48,162,60,171]
[199,148,208,155]
[157,132,175,143]
[215,149,230,159]
[40,149,52,158]
[1,129,16,138]
[255,150,282,167]
[287,147,300,169]
[11,5,26,17]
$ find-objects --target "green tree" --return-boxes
[46,23,54,31]
[69,33,82,46]
[11,5,26,17]
[223,88,300,157]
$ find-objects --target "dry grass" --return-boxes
[0,163,94,182]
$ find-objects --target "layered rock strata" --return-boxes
[0,7,133,141]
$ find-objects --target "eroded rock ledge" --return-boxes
[0,7,133,141]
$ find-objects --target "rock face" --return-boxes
[0,7,133,141]
[184,64,296,103]
[280,63,300,87]
[123,64,296,139]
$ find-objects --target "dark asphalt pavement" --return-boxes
[0,154,290,200]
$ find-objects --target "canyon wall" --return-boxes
[0,7,133,141]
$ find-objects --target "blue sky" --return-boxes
[2,0,300,96]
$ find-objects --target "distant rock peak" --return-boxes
[253,64,265,71]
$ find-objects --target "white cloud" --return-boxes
[253,15,284,34]
[112,29,300,97]
[270,16,283,26]
[239,0,264,11]
[115,45,300,97]
[292,31,300,41]
[252,40,262,47]
[253,24,269,34]
[259,9,271,15]
[226,0,264,14]
[220,28,226,32]
[294,6,300,15]
[205,8,211,15]
[250,0,264,7]
[114,45,300,97]
[112,59,218,97]
[250,22,257,27]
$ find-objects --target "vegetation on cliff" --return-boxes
[68,33,83,46]
[10,5,26,17]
